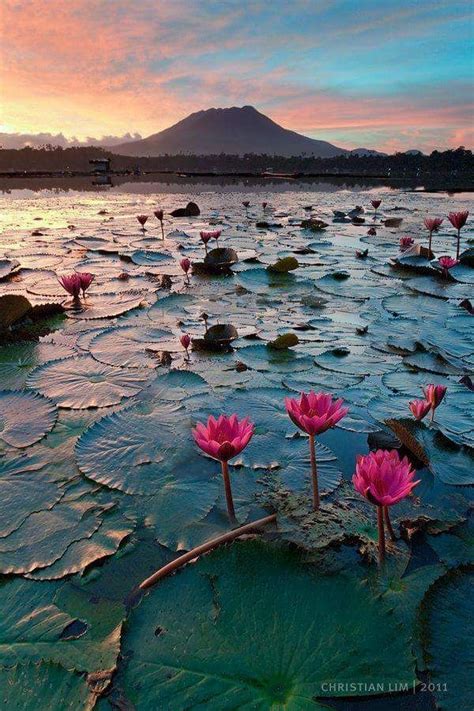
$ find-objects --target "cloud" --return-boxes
[1,0,471,151]
[0,132,142,149]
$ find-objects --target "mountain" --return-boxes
[113,106,348,158]
[350,147,387,157]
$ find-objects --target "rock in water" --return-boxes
[170,202,200,217]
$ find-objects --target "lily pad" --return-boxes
[386,418,474,485]
[421,570,473,710]
[0,390,57,448]
[0,662,90,710]
[0,341,76,389]
[27,355,150,409]
[0,576,124,673]
[119,540,415,708]
[89,325,172,368]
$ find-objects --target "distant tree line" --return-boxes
[0,145,472,182]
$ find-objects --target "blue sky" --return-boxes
[1,0,472,151]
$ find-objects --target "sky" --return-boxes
[0,0,473,153]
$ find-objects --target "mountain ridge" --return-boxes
[113,105,350,158]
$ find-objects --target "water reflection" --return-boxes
[0,173,419,196]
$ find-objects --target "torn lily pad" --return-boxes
[119,540,415,708]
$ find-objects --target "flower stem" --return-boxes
[428,230,432,253]
[377,505,386,566]
[456,229,461,260]
[383,506,397,541]
[308,434,320,510]
[161,223,164,240]
[221,460,236,521]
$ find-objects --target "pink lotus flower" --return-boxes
[424,216,443,252]
[353,449,419,507]
[371,200,381,209]
[353,449,420,564]
[193,414,254,519]
[448,210,469,258]
[180,258,191,283]
[154,209,164,239]
[408,399,431,421]
[76,272,94,296]
[285,391,348,509]
[438,255,459,276]
[137,214,148,229]
[424,217,443,232]
[180,333,191,358]
[262,202,268,210]
[423,383,447,422]
[285,391,348,436]
[448,210,469,230]
[367,227,377,236]
[58,273,82,298]
[200,230,221,253]
[399,236,414,252]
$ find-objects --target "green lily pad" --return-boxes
[0,341,76,389]
[386,418,474,486]
[27,355,150,409]
[0,497,109,575]
[75,402,186,494]
[119,540,415,708]
[0,662,90,710]
[26,508,136,581]
[429,515,474,566]
[0,390,57,448]
[421,570,473,710]
[0,451,64,537]
[0,576,124,674]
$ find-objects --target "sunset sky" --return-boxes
[1,0,473,153]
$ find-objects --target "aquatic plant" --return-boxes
[58,273,82,298]
[285,391,348,510]
[193,414,254,520]
[367,227,377,236]
[448,210,469,259]
[424,217,443,253]
[154,209,164,239]
[408,399,431,421]
[180,333,191,359]
[137,214,148,231]
[371,199,381,217]
[438,255,459,277]
[200,230,221,253]
[76,272,94,296]
[353,449,420,564]
[180,257,191,283]
[423,383,447,422]
[399,236,414,252]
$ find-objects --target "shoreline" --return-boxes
[0,170,472,192]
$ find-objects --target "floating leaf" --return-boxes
[421,570,473,710]
[386,418,474,485]
[0,576,124,673]
[119,541,415,708]
[0,390,57,448]
[0,341,76,389]
[267,332,299,349]
[27,355,150,409]
[0,662,90,710]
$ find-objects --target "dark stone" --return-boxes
[170,201,200,217]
